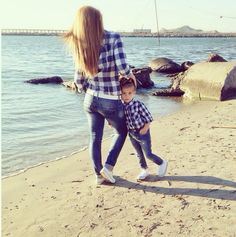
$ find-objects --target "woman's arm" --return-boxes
[114,34,131,76]
[114,34,137,86]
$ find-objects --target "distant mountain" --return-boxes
[160,25,219,34]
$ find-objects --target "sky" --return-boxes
[1,0,236,32]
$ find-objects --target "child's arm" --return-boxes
[138,101,153,135]
[139,122,150,135]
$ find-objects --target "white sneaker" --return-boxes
[96,175,105,185]
[100,167,116,184]
[158,160,168,177]
[137,168,149,180]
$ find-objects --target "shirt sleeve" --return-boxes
[139,102,153,123]
[74,70,86,93]
[113,34,132,77]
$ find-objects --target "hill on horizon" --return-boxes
[160,25,219,34]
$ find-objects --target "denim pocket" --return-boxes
[100,98,116,111]
[100,99,123,115]
[100,100,125,127]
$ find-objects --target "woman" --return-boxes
[64,6,136,185]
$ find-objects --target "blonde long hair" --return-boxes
[64,6,104,78]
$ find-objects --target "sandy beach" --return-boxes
[2,99,236,237]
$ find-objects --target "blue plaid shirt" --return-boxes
[124,99,153,131]
[74,30,132,95]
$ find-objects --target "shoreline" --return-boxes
[2,134,120,179]
[2,31,236,38]
[2,100,236,237]
[1,97,185,179]
[1,147,88,180]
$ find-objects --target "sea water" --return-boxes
[2,35,236,176]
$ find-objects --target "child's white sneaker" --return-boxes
[137,168,149,180]
[96,175,105,185]
[158,160,168,177]
[100,167,116,184]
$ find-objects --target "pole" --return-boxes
[154,0,160,46]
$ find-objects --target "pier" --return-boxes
[2,29,236,37]
[1,29,66,36]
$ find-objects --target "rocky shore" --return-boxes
[25,53,236,101]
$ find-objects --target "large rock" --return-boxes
[180,61,194,71]
[180,62,236,101]
[152,88,184,97]
[25,76,63,84]
[207,53,227,62]
[149,57,182,73]
[152,72,185,97]
[132,67,154,88]
[62,67,154,90]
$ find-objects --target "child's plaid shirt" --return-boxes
[124,98,153,131]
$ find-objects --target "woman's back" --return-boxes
[86,30,131,95]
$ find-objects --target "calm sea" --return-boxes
[2,36,236,177]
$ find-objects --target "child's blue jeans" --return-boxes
[129,129,163,169]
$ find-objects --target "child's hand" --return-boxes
[139,127,148,135]
[139,123,150,135]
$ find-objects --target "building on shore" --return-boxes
[133,29,152,33]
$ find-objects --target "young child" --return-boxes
[120,78,168,180]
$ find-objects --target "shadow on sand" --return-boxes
[113,175,236,201]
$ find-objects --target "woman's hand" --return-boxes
[129,73,137,88]
[119,73,137,87]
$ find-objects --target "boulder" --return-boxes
[132,67,154,88]
[180,62,236,101]
[152,88,184,97]
[181,61,194,71]
[149,57,182,73]
[62,67,155,91]
[207,53,227,62]
[25,76,63,84]
[171,72,186,90]
[152,71,186,97]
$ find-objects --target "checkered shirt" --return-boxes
[124,99,153,131]
[74,30,131,95]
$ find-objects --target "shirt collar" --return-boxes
[124,98,135,107]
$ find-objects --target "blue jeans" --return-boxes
[84,93,127,175]
[129,129,163,169]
